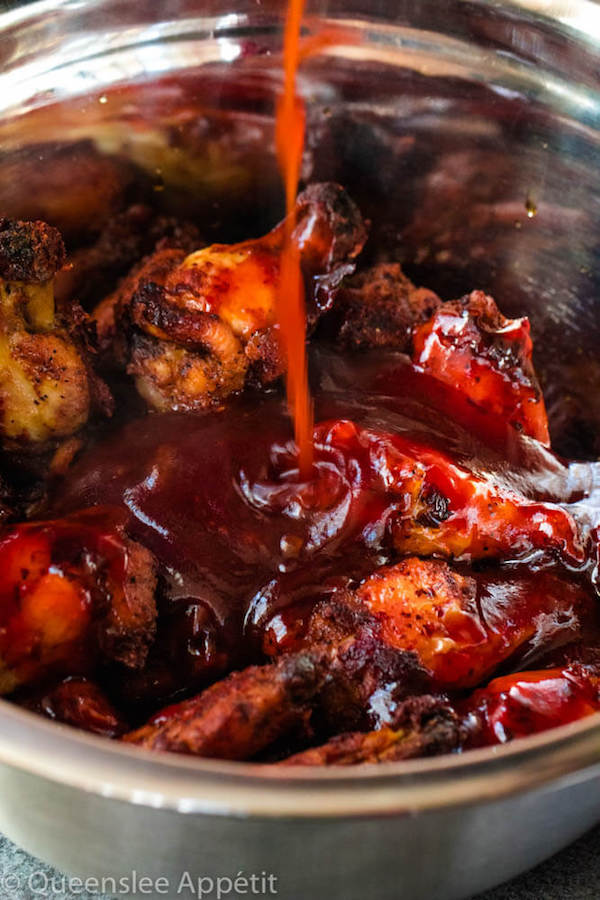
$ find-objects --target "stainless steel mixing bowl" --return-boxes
[1,1,600,898]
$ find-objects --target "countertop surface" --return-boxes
[1,826,600,899]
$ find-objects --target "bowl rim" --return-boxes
[2,0,600,821]
[2,0,600,36]
[0,698,600,818]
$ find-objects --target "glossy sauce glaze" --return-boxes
[51,348,600,714]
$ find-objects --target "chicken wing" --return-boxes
[330,266,548,446]
[297,560,591,733]
[101,182,367,412]
[462,661,600,746]
[55,204,202,309]
[355,559,591,688]
[0,509,157,693]
[316,419,584,567]
[0,219,92,449]
[412,290,549,444]
[123,650,326,758]
[122,545,594,760]
[332,262,441,352]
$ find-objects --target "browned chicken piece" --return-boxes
[123,651,327,758]
[98,182,367,413]
[122,581,453,760]
[93,245,189,361]
[278,696,460,765]
[353,558,592,690]
[0,219,92,449]
[129,307,248,414]
[271,558,591,734]
[330,270,548,445]
[0,510,158,694]
[302,590,433,734]
[332,262,442,351]
[412,290,550,445]
[20,676,128,738]
[311,419,583,568]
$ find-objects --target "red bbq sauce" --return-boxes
[275,0,313,476]
[462,666,600,746]
[51,351,600,707]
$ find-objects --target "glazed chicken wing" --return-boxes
[316,419,584,566]
[99,182,367,412]
[20,676,128,738]
[122,549,593,760]
[0,509,157,693]
[296,560,591,734]
[0,219,92,449]
[354,559,592,689]
[462,661,600,747]
[412,290,550,445]
[332,266,548,445]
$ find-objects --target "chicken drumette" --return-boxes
[0,509,157,694]
[96,182,367,412]
[332,263,549,444]
[0,218,93,450]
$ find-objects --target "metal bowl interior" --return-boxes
[1,0,600,818]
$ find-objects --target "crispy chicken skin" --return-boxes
[356,559,483,686]
[99,182,367,412]
[124,651,326,758]
[0,219,92,449]
[301,591,432,734]
[123,590,431,758]
[0,510,157,693]
[355,559,590,689]
[332,262,442,351]
[331,267,548,445]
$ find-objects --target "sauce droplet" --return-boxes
[525,195,538,218]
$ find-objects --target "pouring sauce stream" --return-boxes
[275,0,313,476]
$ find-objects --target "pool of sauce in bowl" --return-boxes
[51,347,600,705]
